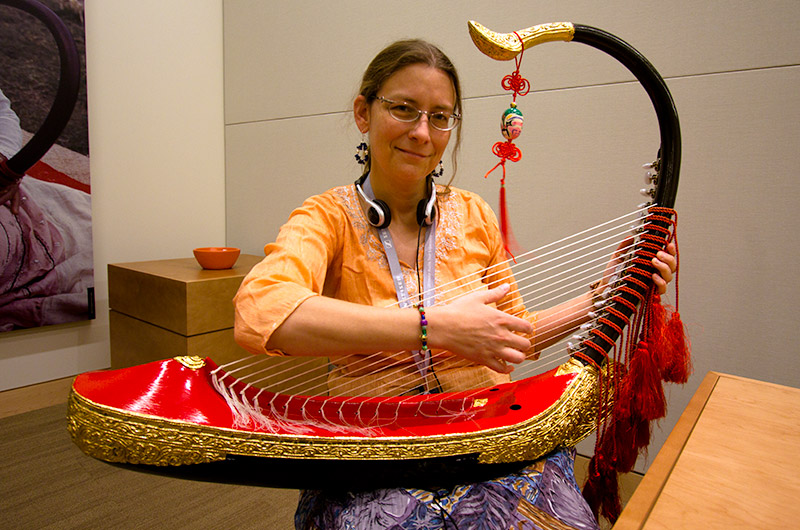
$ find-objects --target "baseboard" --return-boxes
[0,376,75,419]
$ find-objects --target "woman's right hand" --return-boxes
[426,284,533,374]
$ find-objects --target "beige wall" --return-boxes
[0,0,225,390]
[223,0,800,469]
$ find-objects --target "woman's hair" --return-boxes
[358,39,462,186]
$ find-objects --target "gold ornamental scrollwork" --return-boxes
[174,356,206,370]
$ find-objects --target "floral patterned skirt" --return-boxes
[294,448,599,530]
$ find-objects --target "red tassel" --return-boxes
[659,311,692,383]
[598,415,638,473]
[582,209,692,525]
[647,294,667,367]
[632,413,652,453]
[646,292,692,384]
[498,179,520,258]
[499,180,509,243]
[627,341,666,421]
[583,454,622,523]
[602,364,654,469]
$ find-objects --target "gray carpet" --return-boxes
[0,404,299,529]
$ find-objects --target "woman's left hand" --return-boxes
[536,241,678,353]
[600,239,677,296]
[651,242,677,294]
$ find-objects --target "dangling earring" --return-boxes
[355,137,370,166]
[430,159,444,178]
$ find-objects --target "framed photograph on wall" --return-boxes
[0,0,93,331]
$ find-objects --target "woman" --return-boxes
[235,39,675,530]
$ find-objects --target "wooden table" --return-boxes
[614,371,800,528]
[107,256,327,394]
[108,255,264,368]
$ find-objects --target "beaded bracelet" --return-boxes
[416,304,429,353]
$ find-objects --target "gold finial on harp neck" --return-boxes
[467,20,576,61]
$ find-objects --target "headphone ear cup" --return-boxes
[416,196,436,226]
[369,199,391,229]
[416,179,437,226]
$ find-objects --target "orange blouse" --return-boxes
[233,183,535,395]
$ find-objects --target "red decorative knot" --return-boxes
[648,207,678,224]
[491,140,522,163]
[643,223,672,236]
[641,234,669,247]
[618,285,645,303]
[501,71,530,97]
[625,275,650,290]
[636,243,662,257]
[631,257,655,267]
[501,31,531,101]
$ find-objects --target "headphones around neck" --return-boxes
[355,174,437,229]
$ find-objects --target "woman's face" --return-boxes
[355,64,456,190]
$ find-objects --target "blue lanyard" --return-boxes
[362,175,436,381]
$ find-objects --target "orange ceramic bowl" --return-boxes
[193,247,240,270]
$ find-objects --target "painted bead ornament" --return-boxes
[501,104,524,141]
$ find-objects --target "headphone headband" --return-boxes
[355,174,436,228]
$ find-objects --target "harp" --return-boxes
[67,21,685,494]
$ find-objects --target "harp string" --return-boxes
[214,284,631,432]
[219,258,637,420]
[213,290,620,433]
[215,221,637,401]
[212,208,644,402]
[212,207,650,414]
[213,214,661,435]
[245,212,644,398]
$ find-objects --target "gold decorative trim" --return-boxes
[173,356,206,370]
[67,359,604,466]
[468,20,575,61]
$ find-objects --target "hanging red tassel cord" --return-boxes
[486,142,522,257]
[581,207,691,524]
[649,209,691,384]
[484,32,530,258]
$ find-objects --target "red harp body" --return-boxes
[68,356,601,473]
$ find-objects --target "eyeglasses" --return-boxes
[375,96,461,132]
